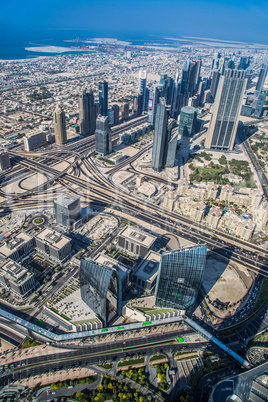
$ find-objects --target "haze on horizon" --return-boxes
[1,0,268,46]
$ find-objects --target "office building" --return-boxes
[95,115,112,156]
[112,104,120,123]
[107,109,114,125]
[147,84,163,126]
[138,69,147,112]
[253,92,266,117]
[35,228,72,262]
[54,194,81,229]
[132,251,161,295]
[255,55,268,96]
[79,89,96,135]
[155,244,207,311]
[205,69,247,151]
[122,103,129,120]
[53,106,67,144]
[99,80,108,116]
[0,232,35,262]
[151,98,169,171]
[0,259,37,300]
[94,253,130,293]
[23,131,47,151]
[118,226,157,258]
[178,106,197,137]
[0,152,11,171]
[238,57,250,71]
[166,129,178,168]
[80,258,122,327]
[210,69,220,99]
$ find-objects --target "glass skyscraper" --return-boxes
[54,194,81,229]
[80,258,122,327]
[205,69,247,151]
[138,69,147,112]
[151,98,169,171]
[155,244,207,311]
[99,81,108,117]
[79,89,96,135]
[95,115,112,156]
[178,106,197,137]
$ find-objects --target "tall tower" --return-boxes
[95,115,112,156]
[210,69,220,99]
[155,244,207,311]
[147,84,163,126]
[138,69,147,112]
[53,106,67,144]
[99,81,108,116]
[255,55,268,97]
[151,98,169,171]
[79,89,96,135]
[205,69,247,151]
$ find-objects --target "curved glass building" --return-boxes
[80,258,122,326]
[155,244,207,311]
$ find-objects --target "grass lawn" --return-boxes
[117,358,145,367]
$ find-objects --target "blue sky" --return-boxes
[1,0,268,45]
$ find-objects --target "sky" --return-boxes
[1,0,268,45]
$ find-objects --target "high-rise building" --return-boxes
[181,59,190,95]
[53,106,67,144]
[255,55,268,97]
[112,104,120,124]
[155,244,207,311]
[0,152,11,171]
[147,84,163,126]
[178,106,197,137]
[238,56,250,71]
[80,258,122,327]
[132,96,139,116]
[138,69,147,112]
[205,69,247,151]
[253,92,266,117]
[79,89,96,135]
[151,98,169,171]
[54,194,81,229]
[122,103,129,120]
[95,115,112,156]
[160,75,174,105]
[99,81,108,116]
[210,69,220,99]
[210,52,220,76]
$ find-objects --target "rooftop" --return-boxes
[0,259,34,286]
[119,226,157,248]
[55,193,80,207]
[36,228,71,250]
[0,232,33,259]
[134,251,161,282]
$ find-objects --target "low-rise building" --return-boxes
[206,207,222,228]
[0,233,35,262]
[117,226,157,258]
[35,228,72,262]
[0,259,37,299]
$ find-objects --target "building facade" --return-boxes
[79,89,96,135]
[151,98,169,171]
[80,258,122,327]
[35,228,72,262]
[155,245,207,311]
[99,81,108,117]
[138,69,147,112]
[54,194,81,229]
[95,115,112,156]
[205,69,247,151]
[53,106,67,144]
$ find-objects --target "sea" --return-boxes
[0,29,157,61]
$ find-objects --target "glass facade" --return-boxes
[54,195,81,229]
[80,258,122,326]
[151,99,169,171]
[155,244,207,311]
[178,106,197,137]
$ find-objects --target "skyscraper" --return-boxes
[95,115,112,156]
[147,84,163,126]
[53,106,67,144]
[79,89,96,135]
[210,69,220,99]
[54,194,81,229]
[151,98,169,171]
[80,258,122,327]
[138,69,147,112]
[255,55,268,97]
[112,104,120,124]
[178,106,197,137]
[99,81,108,116]
[122,103,129,120]
[238,56,250,71]
[155,244,207,311]
[205,69,247,151]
